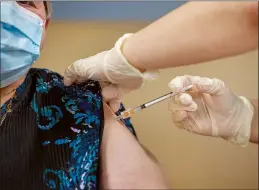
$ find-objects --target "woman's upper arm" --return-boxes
[100,103,169,189]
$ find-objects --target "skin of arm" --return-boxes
[250,99,258,143]
[100,103,169,189]
[122,1,258,72]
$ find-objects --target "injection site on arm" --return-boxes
[100,103,169,189]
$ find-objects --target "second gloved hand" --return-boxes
[63,34,158,112]
[168,75,254,146]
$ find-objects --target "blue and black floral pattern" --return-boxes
[0,68,135,190]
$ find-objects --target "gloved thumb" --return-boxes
[102,84,131,102]
[108,98,122,112]
[63,60,84,86]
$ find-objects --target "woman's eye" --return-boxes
[17,1,36,8]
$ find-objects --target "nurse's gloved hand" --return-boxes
[63,34,158,112]
[168,75,254,146]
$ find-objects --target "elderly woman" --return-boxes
[0,1,168,189]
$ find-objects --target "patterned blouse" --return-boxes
[0,68,135,190]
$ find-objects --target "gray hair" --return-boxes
[44,1,52,18]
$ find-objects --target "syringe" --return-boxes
[116,85,193,120]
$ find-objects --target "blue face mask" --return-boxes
[0,2,44,88]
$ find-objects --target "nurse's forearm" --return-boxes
[122,1,258,71]
[250,99,258,144]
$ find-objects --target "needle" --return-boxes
[116,85,193,120]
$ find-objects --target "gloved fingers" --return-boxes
[171,95,213,135]
[102,84,119,101]
[64,59,96,86]
[64,51,108,86]
[168,75,193,93]
[192,77,226,96]
[64,60,84,86]
[172,112,194,133]
[169,93,198,113]
[172,110,188,124]
[108,98,122,112]
[169,75,226,96]
[169,93,198,132]
[175,93,198,111]
[102,84,131,102]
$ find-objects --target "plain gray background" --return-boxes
[52,1,186,21]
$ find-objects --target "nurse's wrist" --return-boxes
[113,33,159,83]
[120,34,146,73]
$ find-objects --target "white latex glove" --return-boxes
[64,34,158,112]
[168,75,254,146]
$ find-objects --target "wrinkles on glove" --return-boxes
[168,75,226,96]
[102,84,131,112]
[169,91,215,136]
[64,51,109,86]
[169,93,197,131]
[169,93,198,113]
